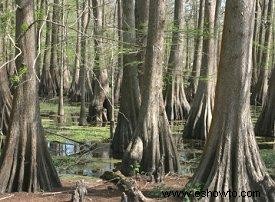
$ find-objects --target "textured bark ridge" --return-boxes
[121,0,178,177]
[183,0,216,140]
[79,0,91,126]
[0,1,61,193]
[188,0,275,200]
[187,0,204,100]
[251,0,273,106]
[135,0,149,92]
[111,0,140,159]
[165,0,190,121]
[88,0,110,125]
[39,7,57,98]
[0,68,12,136]
[0,6,12,137]
[68,0,82,103]
[49,0,61,93]
[255,67,275,137]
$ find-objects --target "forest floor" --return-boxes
[0,175,190,201]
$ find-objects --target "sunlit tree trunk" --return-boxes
[187,0,204,100]
[49,0,61,93]
[68,0,81,102]
[188,0,275,199]
[79,0,91,126]
[121,0,179,177]
[39,1,57,98]
[88,0,109,125]
[135,0,149,94]
[251,0,273,106]
[111,0,140,159]
[0,1,61,192]
[183,0,216,140]
[0,5,12,136]
[113,0,123,105]
[165,0,190,121]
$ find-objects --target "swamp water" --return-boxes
[42,106,274,179]
[48,137,275,179]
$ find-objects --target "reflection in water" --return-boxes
[48,142,77,156]
[47,136,275,178]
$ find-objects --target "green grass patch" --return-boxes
[40,99,81,115]
[43,118,110,143]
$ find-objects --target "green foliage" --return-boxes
[130,162,141,176]
[10,65,28,86]
[21,22,29,32]
[35,8,45,21]
[0,10,13,32]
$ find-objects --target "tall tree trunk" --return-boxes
[58,0,67,121]
[187,0,204,99]
[251,0,273,106]
[252,0,260,89]
[113,0,123,105]
[35,0,45,76]
[88,0,109,125]
[0,6,12,136]
[165,0,190,121]
[49,0,61,93]
[135,0,149,94]
[111,0,140,159]
[39,1,56,98]
[79,0,91,126]
[0,68,12,137]
[187,0,275,199]
[121,0,179,177]
[68,0,81,102]
[256,0,268,77]
[255,67,275,137]
[0,0,61,192]
[183,0,216,140]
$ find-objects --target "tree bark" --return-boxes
[49,0,61,93]
[113,0,123,105]
[187,0,205,100]
[165,0,190,121]
[58,0,67,121]
[255,67,275,137]
[188,0,275,199]
[79,0,91,126]
[251,0,273,106]
[39,1,57,98]
[0,6,12,136]
[135,0,149,94]
[0,68,12,137]
[68,0,81,102]
[121,0,179,177]
[111,0,141,159]
[252,0,260,89]
[183,0,216,140]
[0,0,61,192]
[256,0,268,77]
[88,0,109,125]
